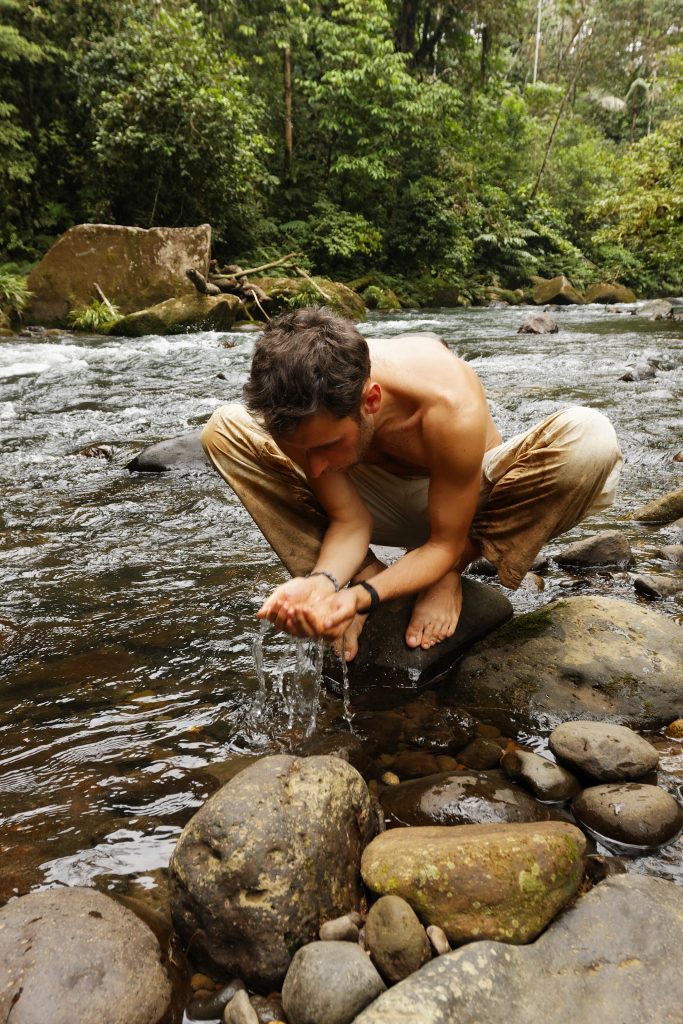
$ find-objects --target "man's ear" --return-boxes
[362,381,382,415]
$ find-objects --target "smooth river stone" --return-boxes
[365,895,431,983]
[501,748,581,802]
[127,428,209,472]
[554,530,634,568]
[361,821,586,945]
[352,875,683,1024]
[631,486,683,523]
[548,721,659,781]
[281,941,385,1024]
[380,769,550,828]
[572,783,683,848]
[0,887,172,1024]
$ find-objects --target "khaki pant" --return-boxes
[201,404,622,589]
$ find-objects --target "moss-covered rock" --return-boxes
[362,284,402,311]
[585,282,636,303]
[631,487,683,524]
[532,275,585,305]
[361,821,586,945]
[443,596,683,730]
[256,276,366,321]
[109,293,243,337]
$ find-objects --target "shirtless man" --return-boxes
[202,308,622,659]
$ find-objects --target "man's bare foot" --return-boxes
[406,571,462,650]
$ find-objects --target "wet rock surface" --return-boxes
[532,274,585,305]
[548,721,659,781]
[501,748,580,802]
[379,769,550,827]
[631,486,683,523]
[361,821,586,945]
[517,313,558,334]
[0,887,172,1024]
[343,578,513,705]
[169,754,377,990]
[554,530,634,567]
[282,941,385,1024]
[585,283,636,303]
[445,596,683,729]
[352,874,683,1024]
[111,292,243,337]
[457,737,504,769]
[365,895,431,983]
[572,783,683,848]
[127,428,209,472]
[633,572,683,601]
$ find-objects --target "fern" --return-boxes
[67,300,121,333]
[0,270,31,317]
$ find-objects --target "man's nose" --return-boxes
[308,454,328,478]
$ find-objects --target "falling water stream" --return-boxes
[1,305,682,908]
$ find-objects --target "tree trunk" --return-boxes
[283,45,293,183]
[395,0,420,53]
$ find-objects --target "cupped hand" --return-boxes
[257,575,337,637]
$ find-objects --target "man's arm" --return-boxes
[257,469,373,634]
[305,400,487,633]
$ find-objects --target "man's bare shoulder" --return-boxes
[370,333,482,408]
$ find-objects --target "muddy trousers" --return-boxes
[200,405,623,590]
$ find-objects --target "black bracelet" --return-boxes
[306,570,340,592]
[356,580,380,615]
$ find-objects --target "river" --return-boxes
[1,304,682,909]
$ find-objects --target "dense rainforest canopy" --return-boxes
[1,0,682,297]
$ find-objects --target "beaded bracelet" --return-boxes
[306,570,340,592]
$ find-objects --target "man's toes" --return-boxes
[406,620,424,648]
[420,622,437,649]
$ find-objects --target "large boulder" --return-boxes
[352,874,683,1024]
[532,275,585,305]
[443,597,683,730]
[169,754,378,991]
[585,282,636,303]
[0,887,172,1024]
[361,821,586,945]
[257,276,366,321]
[25,223,212,325]
[110,292,243,337]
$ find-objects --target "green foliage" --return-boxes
[0,269,31,316]
[67,300,121,333]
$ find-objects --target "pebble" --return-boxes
[191,974,217,992]
[655,545,683,562]
[381,771,400,786]
[250,995,286,1023]
[573,783,683,848]
[320,914,361,942]
[458,738,502,770]
[426,924,451,956]
[666,720,683,739]
[387,751,441,778]
[224,990,259,1024]
[365,895,431,983]
[501,748,581,802]
[282,941,385,1024]
[188,979,246,1021]
[549,721,659,781]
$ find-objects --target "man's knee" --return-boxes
[555,406,621,474]
[201,402,256,458]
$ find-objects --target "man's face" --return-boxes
[280,409,373,479]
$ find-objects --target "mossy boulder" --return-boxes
[443,597,683,730]
[631,487,683,524]
[109,293,243,337]
[585,282,636,304]
[256,276,366,321]
[532,275,585,305]
[25,222,211,325]
[362,284,402,311]
[361,821,586,946]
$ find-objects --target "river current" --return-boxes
[1,305,682,905]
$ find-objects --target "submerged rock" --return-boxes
[352,874,683,1024]
[169,754,377,991]
[361,821,586,946]
[444,596,683,729]
[282,941,385,1024]
[639,299,674,320]
[554,530,633,568]
[110,292,243,336]
[0,887,172,1024]
[25,222,212,325]
[127,429,209,472]
[548,721,659,781]
[379,769,549,828]
[572,783,683,848]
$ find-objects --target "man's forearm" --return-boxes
[310,516,373,588]
[363,538,465,603]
